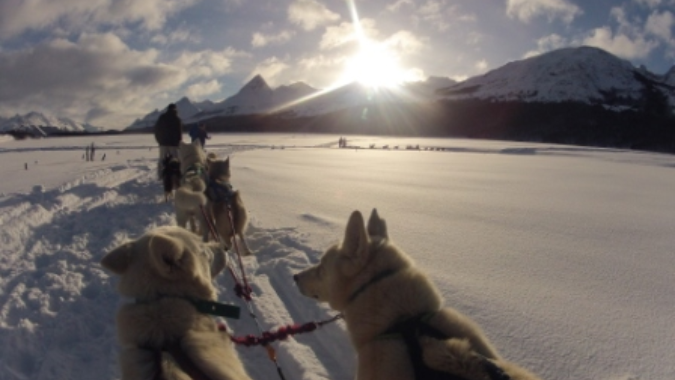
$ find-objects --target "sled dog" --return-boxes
[175,140,209,238]
[294,209,542,380]
[161,153,181,202]
[100,225,252,380]
[205,156,252,255]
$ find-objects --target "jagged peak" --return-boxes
[240,74,272,93]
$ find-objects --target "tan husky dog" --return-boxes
[100,225,252,380]
[175,140,209,239]
[294,209,542,380]
[205,156,252,255]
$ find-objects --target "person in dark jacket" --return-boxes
[154,103,183,179]
[189,124,210,148]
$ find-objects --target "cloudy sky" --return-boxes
[1,0,674,130]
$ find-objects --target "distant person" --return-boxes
[85,145,90,161]
[154,103,184,179]
[90,142,96,161]
[189,123,210,148]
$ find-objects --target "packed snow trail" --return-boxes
[0,143,354,380]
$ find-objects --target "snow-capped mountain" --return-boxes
[439,46,673,111]
[0,112,101,134]
[125,75,458,129]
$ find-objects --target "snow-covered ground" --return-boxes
[1,133,674,380]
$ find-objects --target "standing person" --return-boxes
[154,103,184,179]
[85,145,90,161]
[90,142,96,161]
[189,123,210,148]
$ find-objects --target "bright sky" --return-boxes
[0,0,674,129]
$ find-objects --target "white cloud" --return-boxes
[249,57,290,86]
[583,26,658,59]
[524,33,570,57]
[0,33,250,129]
[645,10,674,41]
[251,30,295,48]
[386,0,414,12]
[418,0,450,31]
[383,31,426,55]
[633,0,662,8]
[288,0,340,31]
[186,79,221,99]
[0,33,185,128]
[320,19,379,50]
[0,0,198,40]
[150,27,201,45]
[506,0,582,24]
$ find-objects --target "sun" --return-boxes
[341,39,408,88]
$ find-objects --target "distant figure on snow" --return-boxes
[90,143,96,161]
[154,103,184,179]
[189,123,210,148]
[85,145,90,161]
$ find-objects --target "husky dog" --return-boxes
[205,156,252,255]
[174,140,209,237]
[161,153,181,202]
[294,209,542,380]
[100,225,252,380]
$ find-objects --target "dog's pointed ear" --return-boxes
[341,211,369,273]
[207,243,227,277]
[101,242,134,275]
[367,208,388,239]
[148,234,185,277]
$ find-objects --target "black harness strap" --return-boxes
[206,180,235,204]
[381,314,511,380]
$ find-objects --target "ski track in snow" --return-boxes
[0,143,354,380]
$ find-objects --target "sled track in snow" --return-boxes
[0,148,353,380]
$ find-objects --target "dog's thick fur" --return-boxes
[175,140,209,237]
[100,225,252,380]
[294,209,542,380]
[204,156,252,255]
[162,153,182,202]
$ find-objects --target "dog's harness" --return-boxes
[206,179,235,204]
[182,163,207,184]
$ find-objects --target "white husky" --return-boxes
[174,140,209,239]
[294,209,542,380]
[100,225,252,380]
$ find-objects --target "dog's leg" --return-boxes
[236,234,253,256]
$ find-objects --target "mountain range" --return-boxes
[1,46,673,135]
[0,112,101,135]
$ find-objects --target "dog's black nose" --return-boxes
[293,274,299,282]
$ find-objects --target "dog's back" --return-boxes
[162,156,181,195]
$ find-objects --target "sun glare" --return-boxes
[342,40,408,88]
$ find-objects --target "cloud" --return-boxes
[475,59,489,72]
[583,26,658,59]
[0,0,198,40]
[186,79,221,99]
[248,57,290,86]
[506,0,582,24]
[251,30,296,48]
[633,0,662,8]
[524,33,570,57]
[0,33,248,129]
[288,0,340,31]
[645,10,674,41]
[150,27,202,45]
[383,31,426,55]
[320,19,379,50]
[386,0,415,12]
